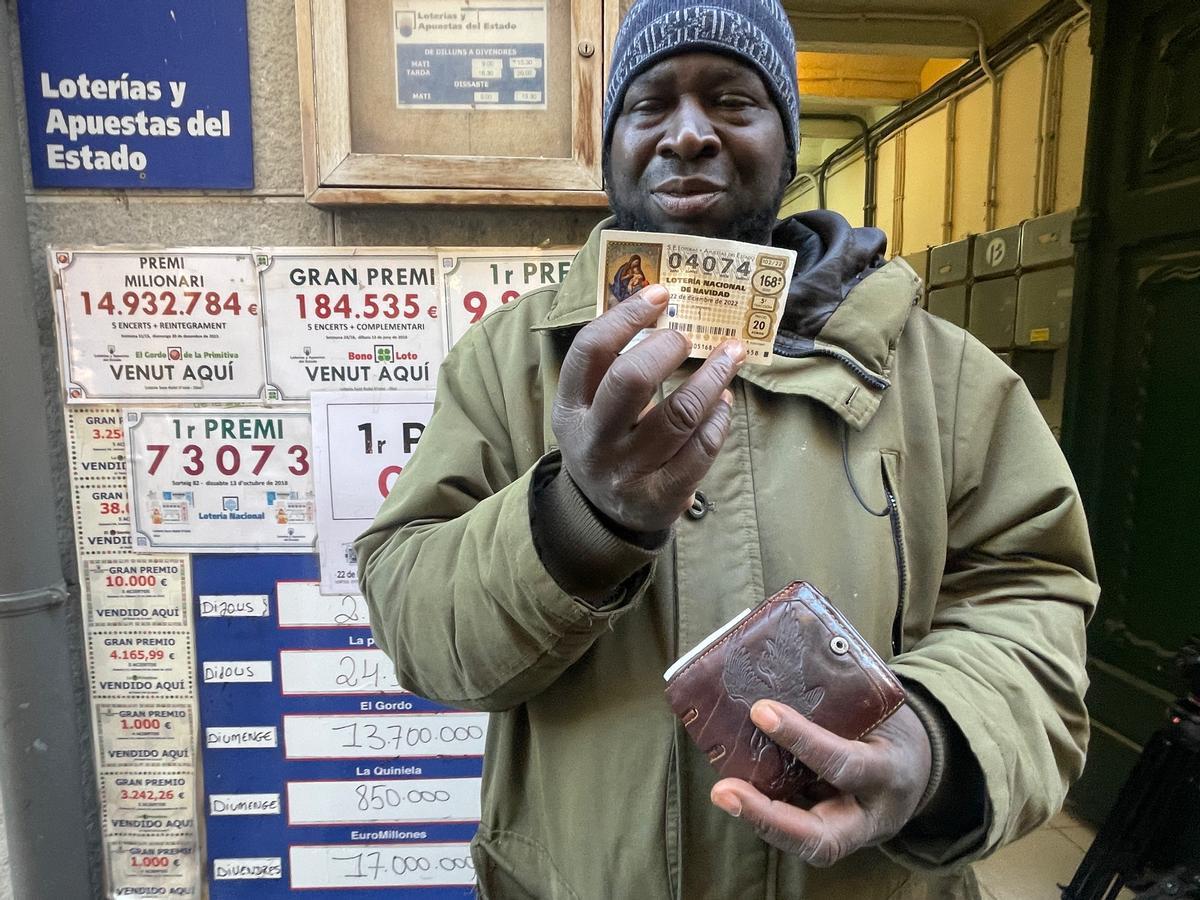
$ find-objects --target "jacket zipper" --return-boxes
[774,346,891,391]
[883,474,907,656]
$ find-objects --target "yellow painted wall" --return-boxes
[826,157,867,228]
[1055,23,1093,212]
[951,83,992,240]
[900,108,950,254]
[777,175,820,219]
[875,137,897,247]
[921,58,966,92]
[994,48,1044,225]
[797,53,925,103]
[781,22,1091,250]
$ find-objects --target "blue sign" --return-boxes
[195,554,479,897]
[17,1,253,188]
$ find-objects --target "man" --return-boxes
[356,0,1099,895]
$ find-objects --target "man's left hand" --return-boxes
[710,698,932,867]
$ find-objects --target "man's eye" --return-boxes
[629,98,666,113]
[717,94,754,108]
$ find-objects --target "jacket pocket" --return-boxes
[472,828,582,900]
[663,729,680,897]
[880,451,910,656]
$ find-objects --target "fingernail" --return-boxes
[752,701,780,733]
[712,791,742,818]
[720,389,733,407]
[644,284,669,305]
[725,341,747,364]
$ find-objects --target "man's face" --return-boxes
[607,52,790,243]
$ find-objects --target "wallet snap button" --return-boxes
[829,636,849,655]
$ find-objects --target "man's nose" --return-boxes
[657,97,720,160]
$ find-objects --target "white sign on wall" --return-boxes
[258,250,444,400]
[125,409,316,552]
[439,248,575,348]
[310,391,435,593]
[53,249,266,402]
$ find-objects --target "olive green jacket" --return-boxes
[357,220,1098,899]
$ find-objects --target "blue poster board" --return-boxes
[17,1,253,188]
[194,554,479,897]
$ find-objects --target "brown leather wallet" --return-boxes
[664,581,906,804]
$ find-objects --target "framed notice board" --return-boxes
[297,0,608,207]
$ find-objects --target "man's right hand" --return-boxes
[552,284,746,534]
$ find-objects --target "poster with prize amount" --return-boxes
[50,243,587,896]
[125,409,316,553]
[438,248,575,348]
[258,251,444,401]
[311,391,436,594]
[53,249,267,402]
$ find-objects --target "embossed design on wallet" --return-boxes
[723,606,826,766]
[723,605,826,717]
[664,581,906,804]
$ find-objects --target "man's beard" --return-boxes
[606,161,793,245]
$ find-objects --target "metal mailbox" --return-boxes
[973,225,1022,279]
[1020,210,1076,268]
[927,284,968,328]
[968,277,1019,350]
[929,238,972,288]
[1016,266,1075,349]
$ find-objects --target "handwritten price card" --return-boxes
[52,248,267,402]
[438,248,576,349]
[289,842,476,890]
[258,250,445,400]
[310,391,435,593]
[125,409,316,553]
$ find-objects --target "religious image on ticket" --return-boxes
[596,230,798,365]
[601,238,662,311]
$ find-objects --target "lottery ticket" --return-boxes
[597,229,797,365]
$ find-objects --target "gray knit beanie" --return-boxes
[603,0,800,158]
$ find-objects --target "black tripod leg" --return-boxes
[1062,734,1175,900]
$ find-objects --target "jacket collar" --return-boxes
[535,217,614,332]
[533,215,920,429]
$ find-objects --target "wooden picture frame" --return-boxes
[297,0,610,207]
